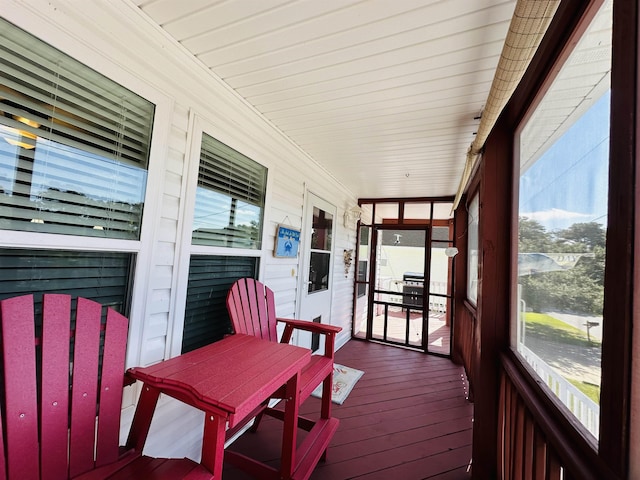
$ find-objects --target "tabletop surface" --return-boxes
[128,334,311,425]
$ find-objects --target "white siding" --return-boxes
[3,0,358,461]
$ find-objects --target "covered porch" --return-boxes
[1,0,639,479]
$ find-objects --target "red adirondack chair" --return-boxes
[225,278,342,439]
[0,293,213,480]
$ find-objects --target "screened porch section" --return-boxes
[353,200,455,356]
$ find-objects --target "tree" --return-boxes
[557,222,606,250]
[518,217,606,315]
[519,217,552,252]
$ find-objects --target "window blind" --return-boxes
[0,18,154,240]
[0,248,134,329]
[192,134,266,248]
[182,255,258,354]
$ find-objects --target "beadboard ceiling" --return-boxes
[132,0,518,199]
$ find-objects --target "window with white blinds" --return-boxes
[192,134,266,248]
[0,18,154,240]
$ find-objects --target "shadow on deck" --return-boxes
[223,339,473,479]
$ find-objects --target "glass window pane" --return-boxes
[432,202,454,220]
[467,194,479,305]
[308,252,330,293]
[0,18,154,240]
[375,203,399,223]
[357,225,370,297]
[404,202,431,221]
[359,203,374,225]
[515,0,611,440]
[310,207,332,250]
[432,226,451,247]
[192,134,266,249]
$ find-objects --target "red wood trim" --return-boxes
[547,451,561,480]
[533,429,546,480]
[599,0,638,474]
[359,196,455,203]
[500,353,616,479]
[497,375,506,476]
[523,413,535,480]
[469,117,512,479]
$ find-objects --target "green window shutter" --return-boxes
[0,18,154,240]
[0,248,134,329]
[182,255,258,353]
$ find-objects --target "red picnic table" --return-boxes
[126,333,311,479]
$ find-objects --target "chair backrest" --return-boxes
[0,294,128,479]
[226,278,278,342]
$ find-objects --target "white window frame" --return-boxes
[169,113,274,358]
[0,15,174,374]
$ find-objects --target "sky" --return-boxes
[519,91,610,233]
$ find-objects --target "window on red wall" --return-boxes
[466,193,479,305]
[513,0,611,442]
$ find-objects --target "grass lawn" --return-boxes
[523,312,600,348]
[524,312,601,401]
[568,378,601,404]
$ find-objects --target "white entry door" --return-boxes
[298,192,336,352]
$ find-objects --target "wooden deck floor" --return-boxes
[363,307,451,355]
[223,339,473,479]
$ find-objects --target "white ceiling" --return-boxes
[132,0,518,199]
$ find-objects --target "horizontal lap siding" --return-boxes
[141,105,190,366]
[5,0,359,464]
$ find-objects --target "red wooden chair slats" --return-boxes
[41,294,73,480]
[225,278,342,438]
[95,306,130,468]
[226,278,277,341]
[1,294,40,479]
[0,293,213,480]
[70,297,103,478]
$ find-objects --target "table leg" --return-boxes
[125,384,160,453]
[281,372,301,479]
[201,412,227,478]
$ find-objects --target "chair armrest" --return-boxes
[276,317,342,335]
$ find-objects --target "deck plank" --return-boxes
[223,339,472,479]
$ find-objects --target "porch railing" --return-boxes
[499,354,613,480]
[518,343,600,438]
[379,278,448,313]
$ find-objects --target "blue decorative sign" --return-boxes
[274,224,301,258]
